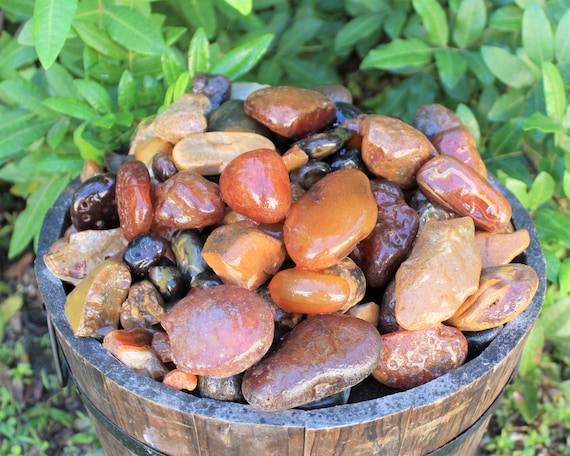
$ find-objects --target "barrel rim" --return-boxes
[35,174,547,429]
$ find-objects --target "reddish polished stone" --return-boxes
[430,125,487,177]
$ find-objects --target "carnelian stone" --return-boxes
[116,160,154,241]
[417,155,512,233]
[269,267,351,314]
[219,149,292,224]
[283,168,377,270]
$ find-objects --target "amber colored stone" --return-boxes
[152,93,210,143]
[103,327,169,379]
[475,229,530,268]
[116,160,154,241]
[325,257,367,312]
[153,170,224,229]
[163,369,198,392]
[172,131,276,175]
[372,325,468,390]
[162,285,274,377]
[283,168,377,270]
[282,144,309,172]
[413,103,463,139]
[44,228,128,285]
[417,155,512,233]
[430,125,487,178]
[346,301,380,327]
[312,84,353,103]
[220,149,292,224]
[244,86,337,138]
[395,217,482,331]
[339,114,367,149]
[361,115,435,188]
[128,117,172,166]
[269,267,352,314]
[202,220,287,290]
[65,259,131,338]
[242,314,383,411]
[446,264,539,331]
[79,159,103,182]
[120,280,165,330]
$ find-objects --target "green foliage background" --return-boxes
[0,0,569,453]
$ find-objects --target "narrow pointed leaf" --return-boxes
[334,14,385,54]
[73,79,113,114]
[72,20,128,59]
[522,3,554,66]
[488,90,525,121]
[489,5,523,32]
[43,97,98,120]
[188,27,211,77]
[104,6,166,55]
[223,0,252,15]
[412,0,448,47]
[0,114,54,165]
[555,9,570,63]
[211,34,274,81]
[162,49,184,87]
[9,175,72,258]
[361,38,432,74]
[175,0,217,39]
[522,112,565,133]
[482,46,535,88]
[453,0,486,48]
[32,0,78,68]
[542,62,566,123]
[117,70,136,112]
[47,117,70,148]
[527,171,555,210]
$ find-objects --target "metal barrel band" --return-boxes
[76,385,167,456]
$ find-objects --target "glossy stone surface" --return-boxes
[120,280,165,329]
[202,221,287,290]
[116,160,154,241]
[312,84,353,103]
[219,149,292,224]
[242,314,383,411]
[447,264,539,331]
[244,86,337,138]
[283,168,377,270]
[172,131,276,175]
[191,72,231,111]
[170,230,208,282]
[163,369,198,392]
[208,99,272,136]
[417,155,512,233]
[475,229,530,268]
[70,173,119,231]
[413,103,463,139]
[43,228,128,285]
[328,146,366,172]
[345,301,380,327]
[153,170,225,229]
[152,93,210,143]
[151,150,178,182]
[198,374,244,402]
[352,178,419,288]
[289,161,331,190]
[395,217,482,330]
[378,280,403,334]
[463,325,503,360]
[103,327,169,379]
[122,233,169,278]
[65,259,131,338]
[361,115,435,188]
[372,325,468,390]
[293,128,352,160]
[431,124,487,177]
[148,265,187,302]
[162,285,274,377]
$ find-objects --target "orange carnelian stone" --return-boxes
[220,149,292,224]
[283,168,377,270]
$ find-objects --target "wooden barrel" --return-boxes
[35,176,546,456]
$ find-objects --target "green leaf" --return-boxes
[0,79,55,117]
[503,177,530,208]
[541,296,570,337]
[522,112,565,133]
[175,0,217,39]
[555,9,570,63]
[452,0,486,48]
[211,34,274,81]
[456,103,481,146]
[527,171,555,209]
[32,0,78,68]
[73,122,103,163]
[104,6,166,55]
[559,258,570,297]
[412,0,448,47]
[535,209,570,248]
[434,49,467,90]
[276,17,322,57]
[361,38,432,74]
[522,3,554,66]
[117,70,136,112]
[0,293,23,325]
[488,118,524,155]
[542,62,566,123]
[564,170,570,198]
[43,97,97,120]
[44,63,80,99]
[463,50,494,85]
[490,5,523,32]
[513,377,539,424]
[0,114,54,166]
[73,79,113,114]
[334,14,386,54]
[161,49,184,88]
[481,45,536,88]
[223,0,252,15]
[518,321,544,376]
[72,20,128,60]
[487,90,525,121]
[46,117,70,148]
[173,72,191,102]
[188,28,210,78]
[8,175,71,258]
